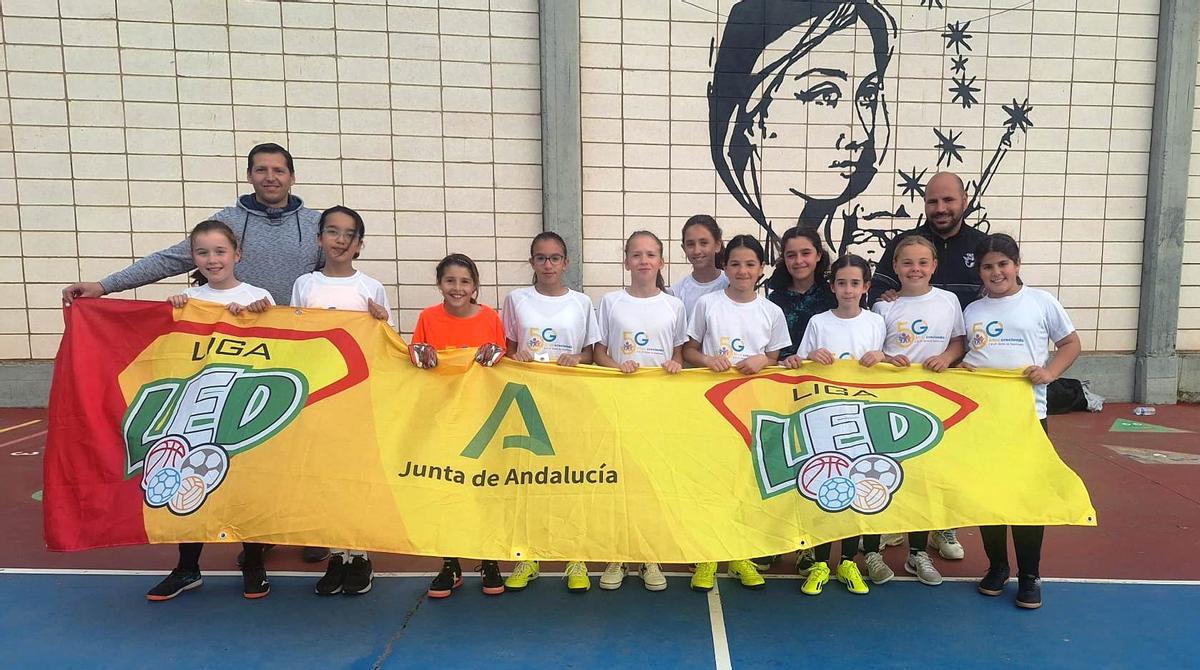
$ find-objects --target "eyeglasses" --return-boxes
[532,254,566,265]
[322,228,359,242]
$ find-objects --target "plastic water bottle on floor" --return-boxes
[1133,406,1156,416]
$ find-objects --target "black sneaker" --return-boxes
[1016,574,1042,609]
[428,558,462,599]
[146,569,202,601]
[315,555,347,596]
[236,543,274,568]
[795,549,816,577]
[977,565,1011,596]
[302,546,332,563]
[751,555,777,571]
[343,555,374,595]
[243,567,270,599]
[478,560,504,596]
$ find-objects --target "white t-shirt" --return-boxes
[670,273,730,318]
[501,286,601,361]
[184,282,275,307]
[290,271,394,327]
[596,289,688,367]
[797,310,886,360]
[962,286,1076,419]
[871,287,966,362]
[688,290,791,363]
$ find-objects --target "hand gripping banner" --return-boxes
[44,299,1095,562]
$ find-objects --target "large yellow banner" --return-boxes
[48,299,1095,560]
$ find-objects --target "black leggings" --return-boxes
[814,534,879,562]
[978,418,1050,577]
[177,542,264,571]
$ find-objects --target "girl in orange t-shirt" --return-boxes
[409,253,506,599]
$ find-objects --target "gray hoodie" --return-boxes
[101,194,323,306]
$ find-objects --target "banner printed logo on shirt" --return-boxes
[621,330,649,355]
[969,320,1004,350]
[525,327,557,353]
[718,336,745,359]
[895,320,929,348]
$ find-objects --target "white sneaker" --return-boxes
[880,533,905,550]
[904,551,943,586]
[639,563,667,591]
[930,529,965,560]
[599,562,626,590]
[864,552,894,584]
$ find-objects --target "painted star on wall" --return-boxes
[951,55,969,75]
[942,21,973,54]
[920,0,944,7]
[950,75,981,109]
[933,128,966,166]
[1002,97,1035,134]
[898,167,928,201]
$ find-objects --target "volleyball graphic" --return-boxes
[816,476,855,512]
[145,467,182,508]
[169,475,207,515]
[181,444,229,493]
[797,452,853,500]
[851,477,891,514]
[849,454,903,493]
[142,435,190,490]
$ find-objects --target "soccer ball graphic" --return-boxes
[850,454,903,493]
[181,444,229,492]
[816,476,855,512]
[145,467,182,508]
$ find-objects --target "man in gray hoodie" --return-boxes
[61,143,321,307]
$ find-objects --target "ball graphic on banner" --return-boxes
[849,454,903,493]
[816,476,855,511]
[141,435,190,491]
[181,444,229,492]
[169,475,207,515]
[852,477,891,514]
[797,452,854,500]
[145,467,182,508]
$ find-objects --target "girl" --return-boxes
[787,254,889,596]
[870,235,966,587]
[765,226,836,576]
[501,232,601,593]
[670,214,728,316]
[592,230,687,593]
[291,206,393,597]
[962,233,1079,610]
[410,253,508,599]
[684,234,791,592]
[147,220,274,602]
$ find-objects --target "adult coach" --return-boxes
[869,171,986,310]
[61,143,321,307]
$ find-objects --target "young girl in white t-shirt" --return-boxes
[962,233,1079,610]
[684,234,791,593]
[870,235,966,586]
[789,254,889,597]
[591,230,686,594]
[147,220,274,603]
[670,214,728,316]
[292,205,393,598]
[502,232,602,594]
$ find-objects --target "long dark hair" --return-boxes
[724,233,766,264]
[681,214,725,269]
[436,253,481,304]
[188,220,238,286]
[768,226,829,291]
[974,233,1020,265]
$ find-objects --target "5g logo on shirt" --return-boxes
[969,321,1003,350]
[621,330,649,355]
[895,320,929,348]
[718,337,745,359]
[525,327,558,353]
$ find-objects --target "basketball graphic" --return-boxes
[180,444,229,492]
[169,475,207,515]
[142,435,190,490]
[851,477,891,514]
[849,454,903,493]
[797,452,853,501]
[144,467,182,508]
[816,476,855,512]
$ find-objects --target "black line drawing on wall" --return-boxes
[708,0,1033,264]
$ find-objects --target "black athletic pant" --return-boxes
[978,418,1050,577]
[814,534,879,562]
[177,542,264,571]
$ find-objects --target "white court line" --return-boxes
[707,580,732,670]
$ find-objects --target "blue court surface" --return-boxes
[1,571,1197,669]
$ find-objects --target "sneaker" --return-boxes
[343,555,373,595]
[236,543,274,568]
[864,552,894,584]
[478,560,504,595]
[1016,574,1042,609]
[302,546,332,563]
[639,563,667,592]
[564,561,591,593]
[146,569,202,601]
[428,558,463,598]
[690,562,717,592]
[315,555,347,595]
[504,560,539,591]
[977,565,1010,596]
[242,567,270,599]
[728,559,766,589]
[930,529,965,560]
[836,560,869,594]
[800,561,830,596]
[795,548,816,577]
[904,551,943,586]
[751,555,777,570]
[599,562,626,590]
[880,533,905,549]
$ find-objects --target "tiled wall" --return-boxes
[1180,55,1200,349]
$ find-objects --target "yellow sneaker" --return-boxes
[504,560,539,591]
[801,561,830,596]
[690,562,717,592]
[564,561,590,593]
[837,559,869,594]
[728,559,766,589]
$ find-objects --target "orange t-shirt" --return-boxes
[412,303,506,350]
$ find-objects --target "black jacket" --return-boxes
[868,222,987,310]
